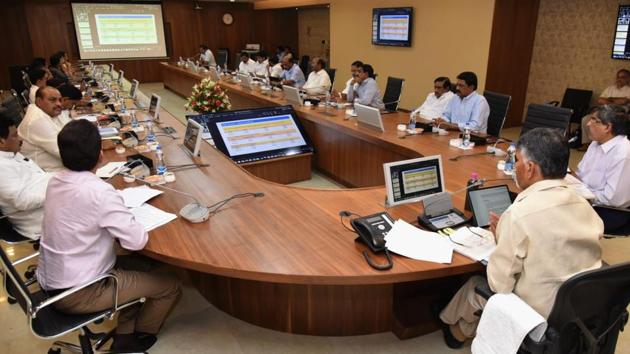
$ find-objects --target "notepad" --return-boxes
[384,220,453,264]
[130,203,177,232]
[449,227,496,264]
[120,186,163,208]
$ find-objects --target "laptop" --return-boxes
[467,185,514,227]
[282,85,303,106]
[355,103,385,132]
[237,73,252,89]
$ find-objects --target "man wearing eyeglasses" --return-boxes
[433,71,490,134]
[410,77,455,121]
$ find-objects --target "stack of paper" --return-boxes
[119,186,163,208]
[564,174,595,200]
[130,203,177,232]
[384,220,453,264]
[449,227,496,264]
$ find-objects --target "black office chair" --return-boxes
[22,70,32,89]
[520,103,573,137]
[475,262,630,354]
[325,68,337,92]
[299,55,310,77]
[1,89,26,123]
[382,76,404,113]
[483,90,512,137]
[216,49,229,69]
[593,206,630,237]
[548,88,593,125]
[0,244,147,354]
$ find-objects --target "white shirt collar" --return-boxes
[0,150,15,159]
[599,135,627,154]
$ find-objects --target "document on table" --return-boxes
[75,113,99,122]
[448,227,496,264]
[131,203,177,232]
[120,185,163,208]
[384,220,453,264]
[96,161,127,178]
[564,174,595,200]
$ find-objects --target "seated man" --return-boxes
[48,52,69,83]
[302,57,331,96]
[438,128,603,348]
[410,76,455,121]
[0,111,51,240]
[57,83,83,122]
[254,51,269,77]
[269,56,283,78]
[335,60,363,101]
[27,68,49,104]
[346,63,384,109]
[434,71,490,134]
[37,120,181,352]
[280,56,306,88]
[580,69,630,146]
[18,86,70,172]
[238,52,256,75]
[199,44,216,67]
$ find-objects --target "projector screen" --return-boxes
[71,2,167,60]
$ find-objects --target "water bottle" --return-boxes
[464,172,480,211]
[408,112,417,130]
[505,143,516,172]
[217,65,222,77]
[462,124,471,147]
[223,63,228,73]
[130,111,138,128]
[155,145,167,175]
[146,121,156,142]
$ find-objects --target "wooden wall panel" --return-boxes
[0,0,298,88]
[485,0,540,128]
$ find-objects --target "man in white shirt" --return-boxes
[269,56,283,78]
[577,105,630,231]
[254,51,269,77]
[27,68,49,104]
[302,57,331,96]
[18,86,70,172]
[334,60,363,101]
[238,52,256,75]
[199,44,216,67]
[0,111,51,240]
[580,69,630,145]
[411,77,455,121]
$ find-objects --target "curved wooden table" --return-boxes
[116,63,515,338]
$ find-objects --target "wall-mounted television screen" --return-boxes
[372,7,413,47]
[612,5,630,59]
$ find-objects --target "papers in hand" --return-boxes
[384,220,453,264]
[120,186,163,208]
[130,203,177,232]
[448,227,496,264]
[564,174,596,200]
[96,161,127,178]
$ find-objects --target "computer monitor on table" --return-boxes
[148,94,161,120]
[355,103,385,132]
[383,155,445,207]
[129,79,139,99]
[283,85,303,106]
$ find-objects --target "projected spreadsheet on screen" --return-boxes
[379,15,410,41]
[613,5,630,59]
[216,115,307,157]
[95,14,158,45]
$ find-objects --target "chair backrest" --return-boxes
[383,76,404,112]
[216,49,228,68]
[0,89,25,124]
[0,238,37,314]
[21,70,31,88]
[520,103,572,137]
[561,88,593,123]
[325,68,336,92]
[483,90,511,137]
[299,55,310,77]
[545,262,630,354]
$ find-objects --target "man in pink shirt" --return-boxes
[36,120,181,352]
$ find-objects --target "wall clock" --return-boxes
[222,13,234,26]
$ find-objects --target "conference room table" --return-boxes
[111,63,517,339]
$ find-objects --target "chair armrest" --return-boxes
[33,273,120,318]
[474,281,496,300]
[546,100,560,106]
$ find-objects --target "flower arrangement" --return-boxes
[185,78,231,113]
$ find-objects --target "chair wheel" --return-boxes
[7,297,17,304]
[47,348,61,354]
[24,270,34,279]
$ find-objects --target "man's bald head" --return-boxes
[35,86,63,118]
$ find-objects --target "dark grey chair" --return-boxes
[520,103,573,137]
[216,49,228,69]
[594,205,630,237]
[382,76,404,113]
[548,88,593,125]
[483,90,511,137]
[325,68,336,92]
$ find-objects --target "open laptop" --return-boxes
[355,103,385,132]
[283,85,303,106]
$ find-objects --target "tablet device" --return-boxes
[182,118,204,156]
[468,185,513,227]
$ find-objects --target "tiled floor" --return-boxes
[1,84,627,353]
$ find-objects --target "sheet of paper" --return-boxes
[564,174,595,200]
[120,185,163,208]
[96,161,127,178]
[131,203,177,232]
[449,227,496,263]
[384,220,453,264]
[75,114,99,122]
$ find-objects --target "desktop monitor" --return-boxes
[109,63,114,72]
[129,79,139,99]
[117,70,124,84]
[467,185,513,227]
[238,73,252,89]
[384,155,445,207]
[187,105,314,164]
[355,103,385,132]
[148,93,161,120]
[208,66,220,82]
[282,85,303,106]
[182,118,204,157]
[372,7,413,47]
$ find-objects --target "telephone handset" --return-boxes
[349,212,394,270]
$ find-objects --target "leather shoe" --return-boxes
[111,332,157,352]
[431,302,465,349]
